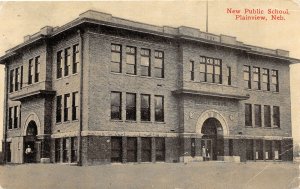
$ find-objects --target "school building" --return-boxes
[1,10,298,165]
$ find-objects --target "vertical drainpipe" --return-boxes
[3,65,8,163]
[78,29,84,166]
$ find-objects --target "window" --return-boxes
[28,59,33,85]
[56,95,62,123]
[126,46,136,75]
[71,137,77,163]
[20,66,23,89]
[111,137,122,162]
[62,138,68,163]
[253,67,260,90]
[154,51,164,78]
[19,105,21,128]
[6,142,11,163]
[274,141,281,160]
[245,103,252,126]
[111,44,122,73]
[111,92,121,120]
[190,61,195,81]
[72,92,79,120]
[127,137,137,162]
[243,65,251,89]
[8,107,13,129]
[126,93,136,121]
[214,59,222,84]
[155,96,164,122]
[13,106,18,129]
[64,94,71,122]
[254,104,261,127]
[191,138,196,157]
[15,68,19,91]
[265,140,272,160]
[141,49,151,76]
[57,51,63,78]
[227,66,231,85]
[199,56,222,84]
[199,57,206,82]
[55,139,61,163]
[264,105,271,127]
[229,139,233,156]
[141,94,150,121]
[73,44,79,74]
[9,70,14,92]
[64,48,71,76]
[155,138,165,162]
[262,68,270,91]
[206,58,214,83]
[246,140,254,160]
[141,138,152,162]
[34,56,40,82]
[255,140,263,160]
[271,70,279,92]
[273,106,280,127]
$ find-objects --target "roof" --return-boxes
[1,10,300,64]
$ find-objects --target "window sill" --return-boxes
[9,81,44,94]
[245,88,279,94]
[110,71,165,80]
[263,127,273,129]
[140,121,152,123]
[110,119,123,122]
[125,73,138,77]
[140,75,152,79]
[56,73,78,81]
[110,71,122,75]
[270,126,281,129]
[154,121,166,124]
[245,126,281,130]
[7,128,21,131]
[125,120,137,123]
[188,80,237,88]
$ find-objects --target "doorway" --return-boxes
[201,118,224,161]
[24,120,38,163]
[201,139,213,161]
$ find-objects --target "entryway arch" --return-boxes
[196,110,229,161]
[196,110,229,136]
[23,112,41,136]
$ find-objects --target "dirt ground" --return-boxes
[0,162,299,189]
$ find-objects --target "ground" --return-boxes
[0,162,299,189]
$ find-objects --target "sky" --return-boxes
[0,1,300,148]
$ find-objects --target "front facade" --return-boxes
[1,10,297,165]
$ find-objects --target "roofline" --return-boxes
[1,10,300,64]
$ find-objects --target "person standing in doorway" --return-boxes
[202,146,206,161]
[25,145,32,163]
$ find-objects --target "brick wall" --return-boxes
[86,28,180,135]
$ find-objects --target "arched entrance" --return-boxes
[196,110,228,161]
[201,118,224,161]
[24,121,38,163]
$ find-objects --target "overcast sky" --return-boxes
[0,1,300,148]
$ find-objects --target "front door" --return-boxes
[24,140,35,163]
[24,120,38,163]
[201,139,213,161]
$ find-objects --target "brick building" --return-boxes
[1,10,298,165]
